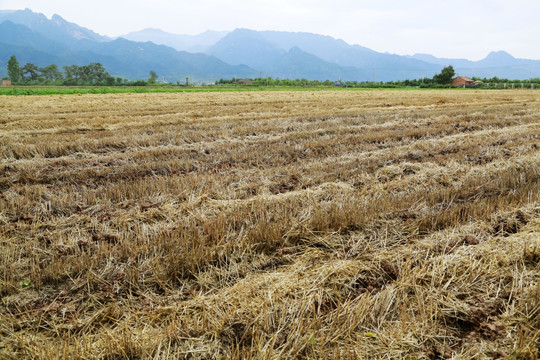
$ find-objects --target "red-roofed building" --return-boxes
[452,76,474,88]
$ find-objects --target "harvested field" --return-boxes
[1,90,539,359]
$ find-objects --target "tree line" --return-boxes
[5,56,539,88]
[5,55,140,86]
[217,66,458,87]
[218,65,539,88]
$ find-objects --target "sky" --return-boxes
[1,0,539,60]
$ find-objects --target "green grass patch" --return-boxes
[0,86,471,96]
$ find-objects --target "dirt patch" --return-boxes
[493,209,531,237]
[445,298,507,340]
[352,261,399,295]
[91,233,119,244]
[270,174,301,194]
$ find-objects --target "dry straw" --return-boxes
[0,90,539,359]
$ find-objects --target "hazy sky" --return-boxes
[2,0,539,60]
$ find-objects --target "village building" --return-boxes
[1,79,12,86]
[452,76,475,88]
[237,78,253,85]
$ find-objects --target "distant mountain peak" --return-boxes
[121,28,228,52]
[485,50,514,60]
[233,28,255,33]
[288,46,303,53]
[51,14,69,26]
[0,8,109,42]
[228,28,264,39]
[480,50,519,67]
[22,8,38,14]
[137,28,168,34]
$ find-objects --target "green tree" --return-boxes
[40,64,63,83]
[63,63,110,85]
[7,55,21,83]
[148,70,158,84]
[63,65,81,85]
[21,62,40,82]
[84,62,109,84]
[433,65,455,85]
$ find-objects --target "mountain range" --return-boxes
[122,28,228,54]
[1,9,540,82]
[0,9,255,82]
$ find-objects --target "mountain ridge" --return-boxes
[0,8,110,44]
[1,9,540,81]
[0,10,257,81]
[409,50,540,79]
[121,28,228,53]
[207,28,441,81]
